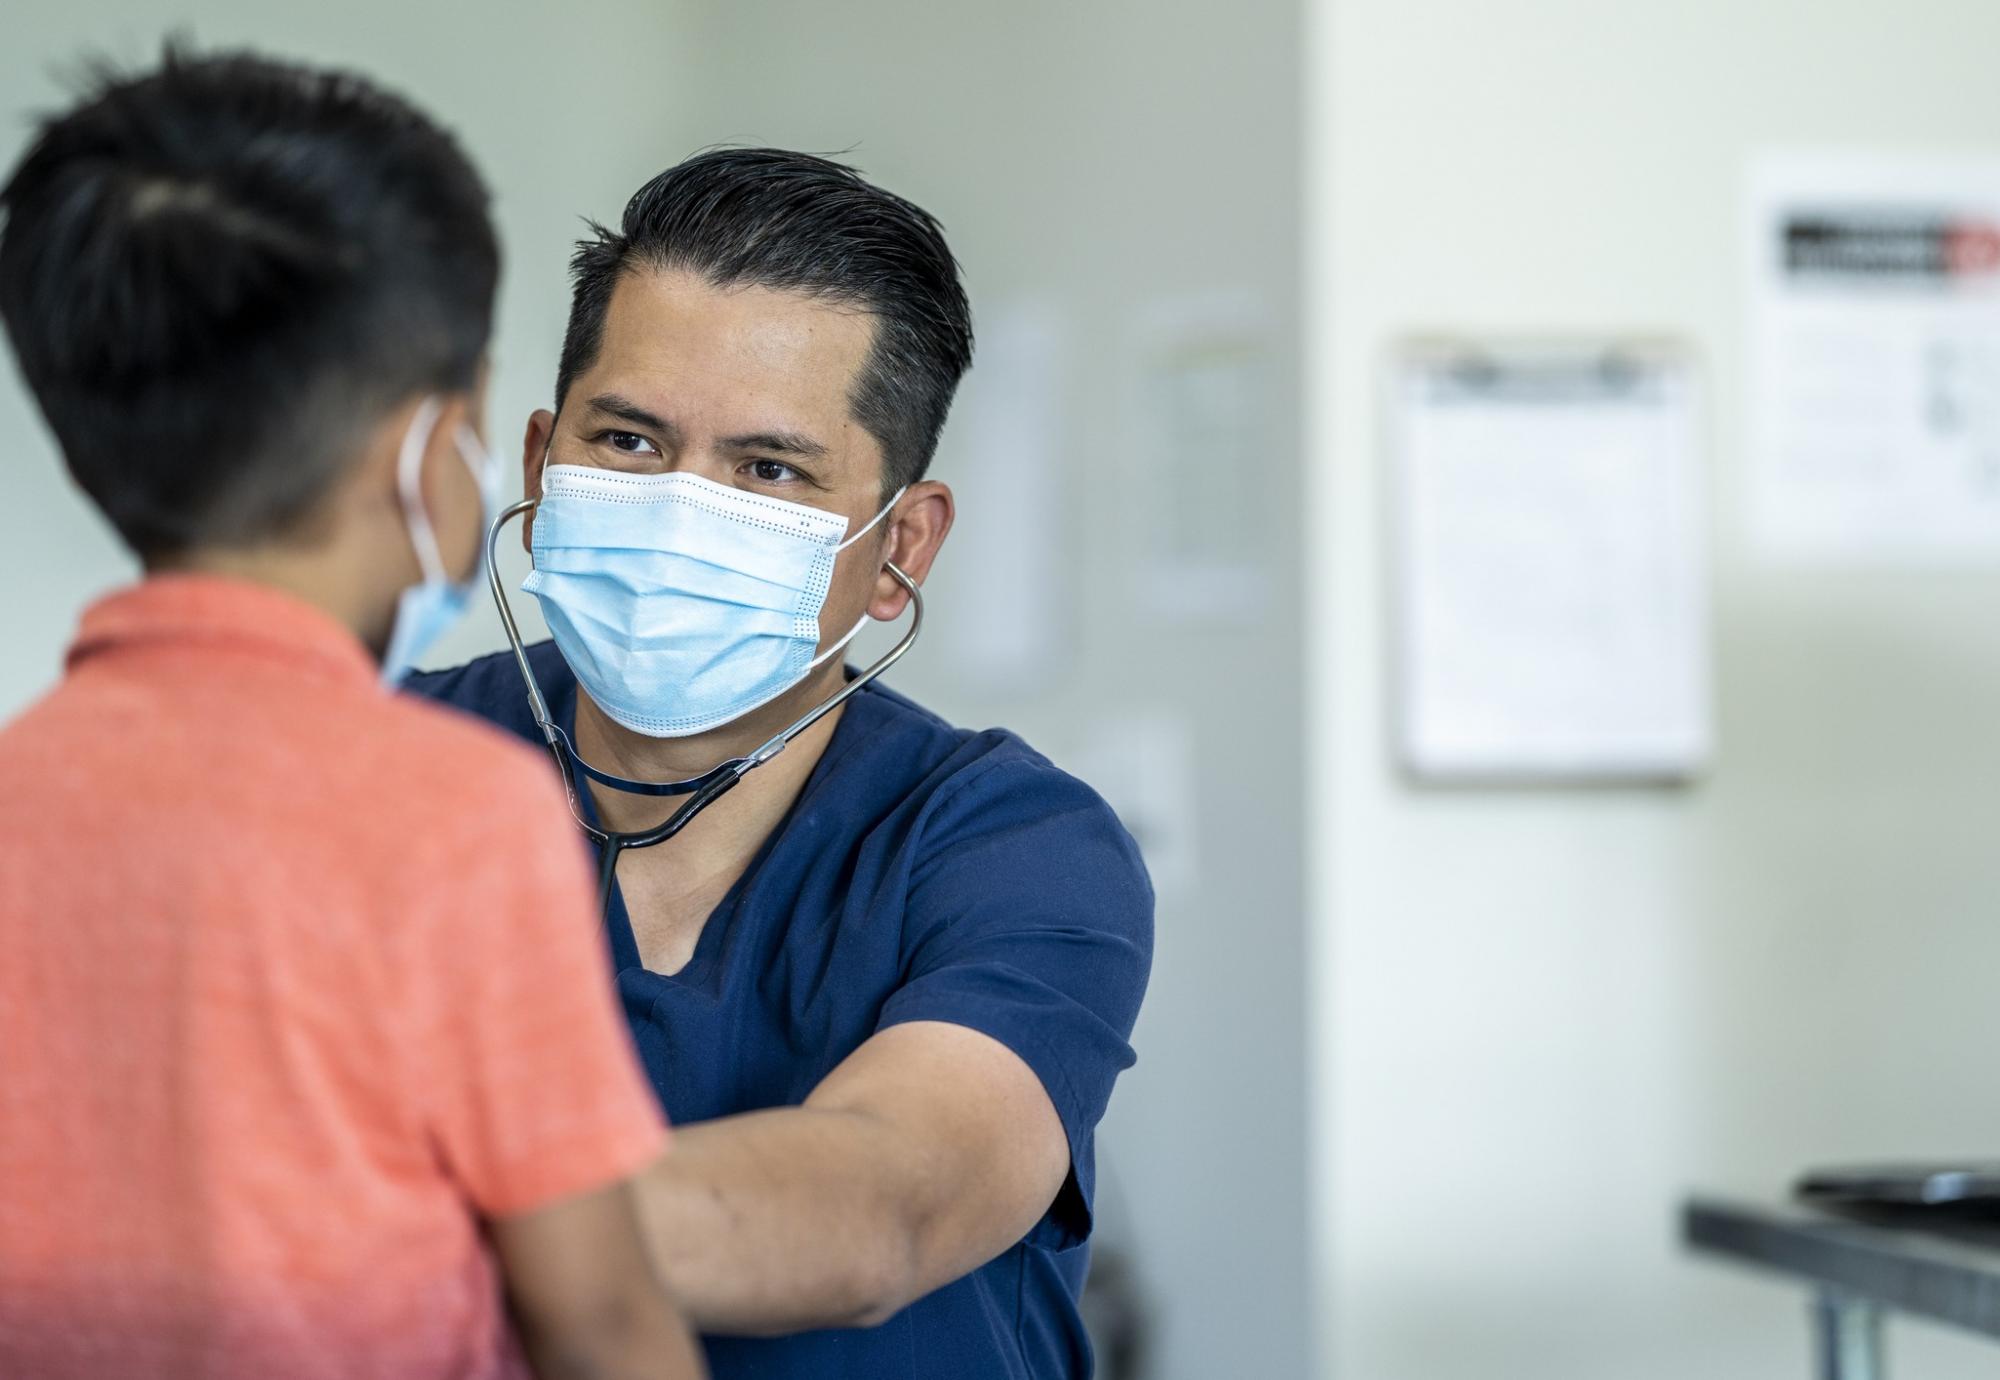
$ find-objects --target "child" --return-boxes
[0,48,703,1380]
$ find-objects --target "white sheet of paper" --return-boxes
[1747,151,2000,563]
[1394,347,1709,782]
[1126,292,1275,624]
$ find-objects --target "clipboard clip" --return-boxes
[1437,344,1662,402]
[1447,347,1646,393]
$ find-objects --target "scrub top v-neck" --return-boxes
[409,640,1154,1380]
[567,680,851,997]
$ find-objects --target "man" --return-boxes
[411,149,1154,1377]
[0,50,703,1380]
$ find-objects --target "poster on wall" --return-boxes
[1747,151,2000,563]
[923,299,1069,690]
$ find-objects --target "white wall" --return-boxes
[1309,0,2000,1376]
[669,4,1311,1378]
[0,0,694,709]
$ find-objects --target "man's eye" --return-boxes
[604,431,658,455]
[749,459,799,483]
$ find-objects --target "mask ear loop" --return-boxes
[395,397,448,585]
[807,615,871,672]
[454,424,503,518]
[835,486,908,552]
[807,485,908,669]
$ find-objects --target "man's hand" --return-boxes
[636,1020,1070,1335]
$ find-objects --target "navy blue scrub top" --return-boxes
[409,643,1154,1380]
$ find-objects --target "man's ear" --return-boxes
[869,480,954,621]
[520,408,556,552]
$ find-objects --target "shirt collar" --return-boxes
[69,574,380,686]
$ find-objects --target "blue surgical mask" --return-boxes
[524,464,902,737]
[381,397,502,687]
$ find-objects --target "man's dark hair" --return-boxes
[0,47,498,561]
[557,148,973,498]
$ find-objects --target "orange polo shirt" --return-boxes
[0,575,667,1379]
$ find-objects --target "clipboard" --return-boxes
[1390,339,1711,785]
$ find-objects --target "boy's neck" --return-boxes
[155,544,394,660]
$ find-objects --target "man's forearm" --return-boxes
[638,1022,1073,1338]
[637,1106,925,1335]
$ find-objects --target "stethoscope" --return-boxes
[483,496,924,918]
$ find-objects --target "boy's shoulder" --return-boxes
[404,643,565,748]
[365,684,566,818]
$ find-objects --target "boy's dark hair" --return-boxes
[556,149,973,498]
[0,47,498,561]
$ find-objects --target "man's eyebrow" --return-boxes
[582,392,679,440]
[720,430,830,459]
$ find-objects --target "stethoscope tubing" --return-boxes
[484,497,924,898]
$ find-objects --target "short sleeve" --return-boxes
[402,750,667,1219]
[875,754,1154,1251]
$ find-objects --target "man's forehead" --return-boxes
[591,267,876,414]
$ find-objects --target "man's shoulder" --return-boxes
[843,682,1144,880]
[840,678,1052,795]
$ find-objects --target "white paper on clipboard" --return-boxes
[1392,342,1710,783]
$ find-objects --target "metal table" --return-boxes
[1684,1196,2000,1379]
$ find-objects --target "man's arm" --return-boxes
[492,1178,707,1379]
[636,1019,1071,1335]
